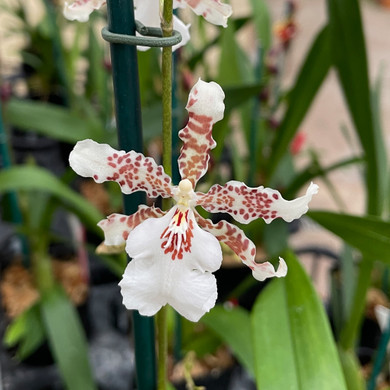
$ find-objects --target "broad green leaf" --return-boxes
[217,22,254,86]
[16,305,46,359]
[4,303,45,360]
[252,252,347,390]
[201,305,255,377]
[249,0,272,51]
[327,0,382,214]
[41,287,96,389]
[223,84,263,113]
[0,166,103,234]
[268,25,331,180]
[309,211,390,261]
[4,99,104,144]
[212,83,263,161]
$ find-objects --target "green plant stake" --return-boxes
[105,0,156,388]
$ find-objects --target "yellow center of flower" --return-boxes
[175,179,195,208]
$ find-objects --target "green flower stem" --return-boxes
[30,235,55,295]
[42,0,71,106]
[161,0,174,179]
[339,258,373,350]
[158,2,174,389]
[157,306,169,390]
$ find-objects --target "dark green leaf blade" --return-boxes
[309,211,390,261]
[249,0,272,51]
[4,99,104,144]
[252,251,347,390]
[0,166,103,233]
[201,305,255,377]
[327,0,382,214]
[268,25,331,180]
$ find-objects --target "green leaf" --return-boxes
[4,99,104,144]
[217,22,254,86]
[268,25,331,180]
[249,0,272,51]
[284,155,363,198]
[252,251,347,390]
[0,166,103,234]
[338,348,365,390]
[4,304,46,359]
[41,287,96,390]
[223,84,263,113]
[309,211,390,261]
[327,0,381,214]
[212,83,263,161]
[201,305,255,377]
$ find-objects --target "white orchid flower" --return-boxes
[69,79,318,321]
[63,0,232,51]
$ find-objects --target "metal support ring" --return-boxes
[101,20,182,47]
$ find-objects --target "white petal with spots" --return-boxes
[69,139,174,198]
[198,181,319,224]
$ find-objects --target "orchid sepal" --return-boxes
[195,213,288,281]
[178,79,225,187]
[69,139,174,199]
[198,181,319,224]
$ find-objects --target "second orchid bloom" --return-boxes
[64,0,233,51]
[69,79,319,321]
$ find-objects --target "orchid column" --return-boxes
[105,0,156,389]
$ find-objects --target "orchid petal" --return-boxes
[97,205,165,246]
[172,16,191,51]
[198,181,319,224]
[178,79,225,187]
[174,0,232,27]
[134,0,159,27]
[195,214,287,281]
[63,0,105,22]
[250,257,288,282]
[134,0,190,51]
[119,206,222,321]
[69,139,174,198]
[375,305,390,332]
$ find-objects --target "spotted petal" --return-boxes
[98,205,165,246]
[173,0,232,27]
[178,79,225,187]
[63,0,105,22]
[198,181,319,224]
[196,214,287,281]
[69,139,174,198]
[119,207,222,321]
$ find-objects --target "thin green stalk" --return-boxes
[158,1,174,389]
[157,306,169,390]
[161,0,173,178]
[42,0,71,106]
[339,258,373,350]
[247,46,263,187]
[30,233,55,294]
